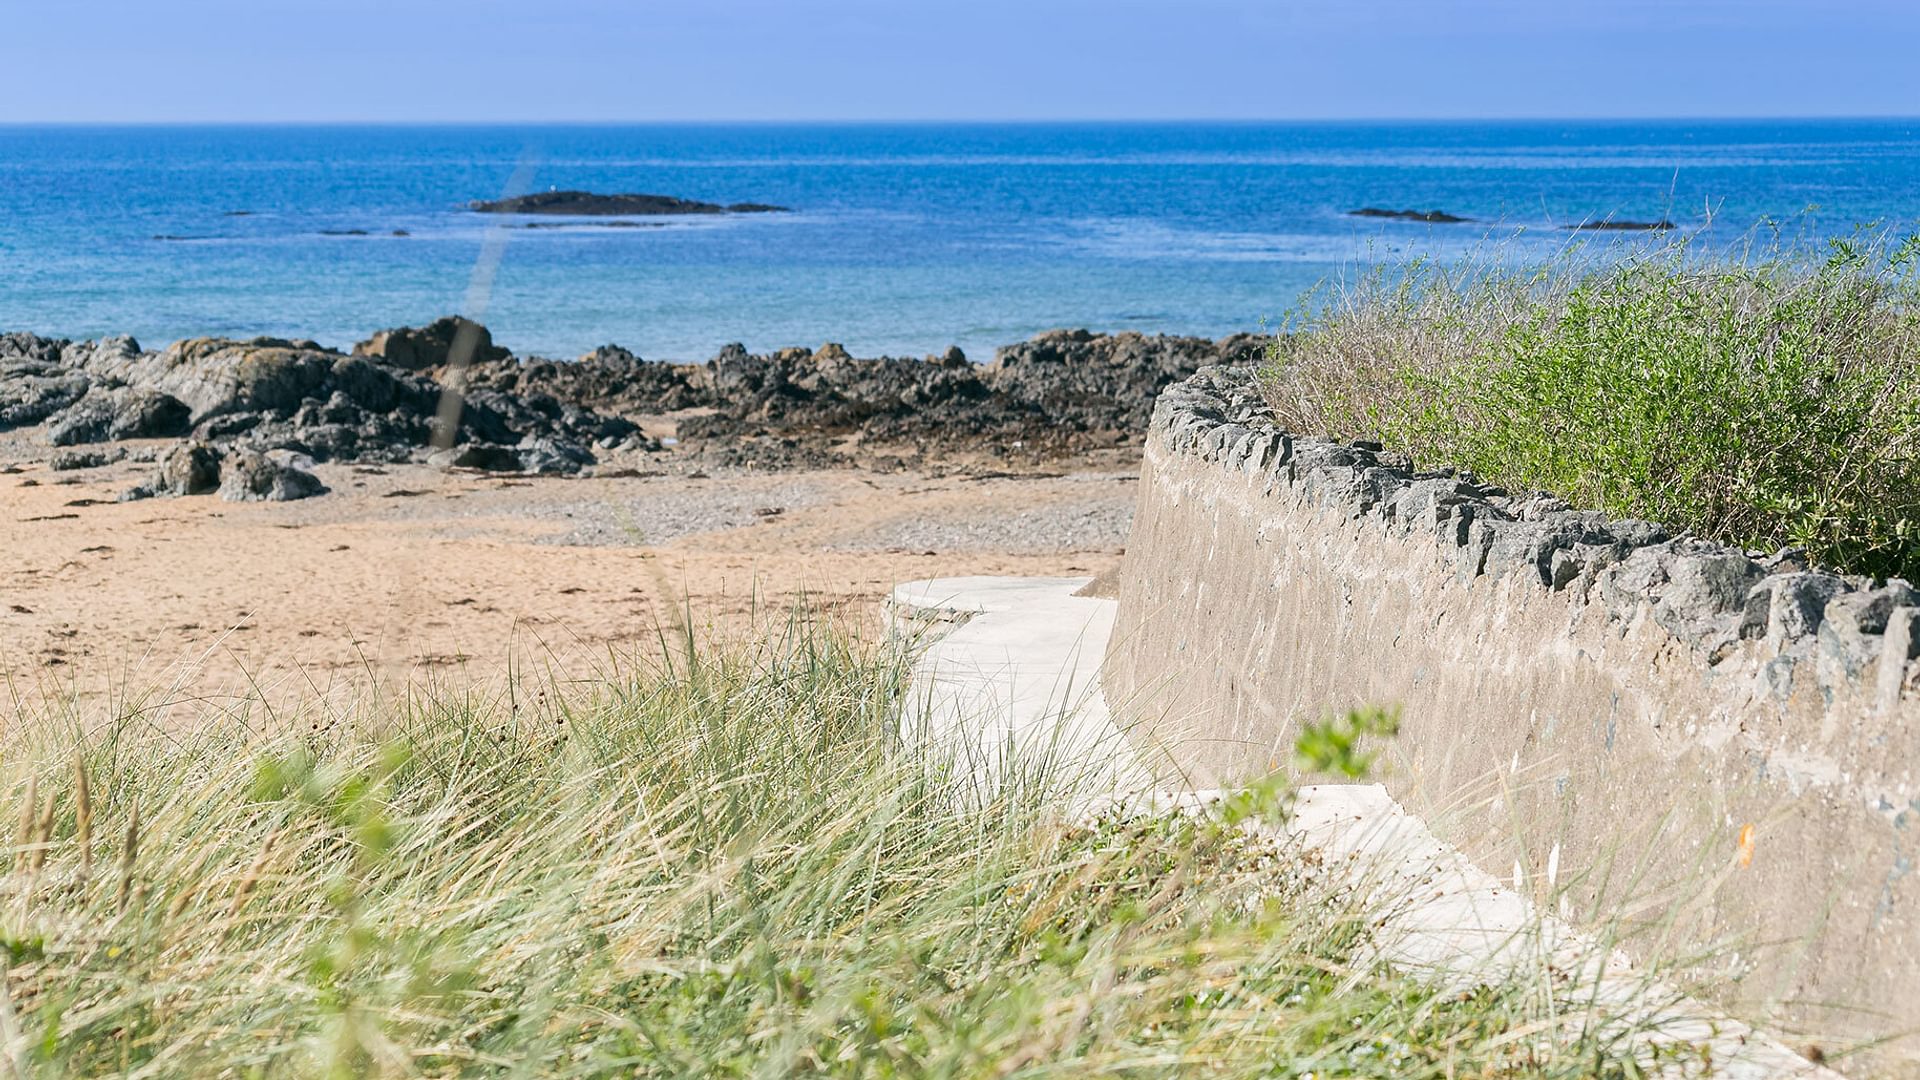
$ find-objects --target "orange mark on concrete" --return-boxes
[1738,823,1756,868]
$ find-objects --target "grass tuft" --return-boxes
[0,621,1697,1076]
[1261,233,1920,579]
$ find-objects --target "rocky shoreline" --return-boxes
[0,320,1263,502]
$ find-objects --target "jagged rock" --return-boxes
[1599,543,1766,653]
[0,332,69,364]
[515,436,593,475]
[352,316,509,371]
[1606,519,1672,548]
[1883,608,1920,666]
[1485,518,1614,586]
[433,443,522,472]
[329,356,418,412]
[0,347,91,429]
[6,320,1264,476]
[49,447,123,471]
[465,345,707,416]
[1548,548,1585,590]
[0,368,91,428]
[0,325,665,481]
[1825,582,1920,645]
[468,326,1265,464]
[58,334,143,372]
[134,441,222,498]
[47,386,191,445]
[73,337,336,423]
[428,437,593,475]
[218,448,326,502]
[984,329,1264,441]
[1742,573,1850,644]
[110,388,192,439]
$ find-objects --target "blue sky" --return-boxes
[5,0,1916,122]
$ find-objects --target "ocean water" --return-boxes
[2,120,1916,361]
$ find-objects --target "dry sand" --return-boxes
[1,447,1135,715]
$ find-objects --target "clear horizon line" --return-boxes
[5,113,1920,128]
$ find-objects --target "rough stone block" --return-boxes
[1549,548,1583,591]
[1815,585,1918,680]
[1878,606,1920,713]
[1598,544,1671,622]
[1740,572,1849,645]
[1652,551,1765,650]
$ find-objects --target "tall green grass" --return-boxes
[1261,235,1920,579]
[0,622,1690,1077]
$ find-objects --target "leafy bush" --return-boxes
[1261,236,1920,579]
[0,623,1683,1077]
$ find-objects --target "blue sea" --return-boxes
[2,120,1917,361]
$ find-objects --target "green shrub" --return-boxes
[0,623,1684,1077]
[1261,235,1920,579]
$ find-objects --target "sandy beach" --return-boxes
[0,322,1239,722]
[1,442,1134,711]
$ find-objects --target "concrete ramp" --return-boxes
[889,576,1146,796]
[891,575,1843,1080]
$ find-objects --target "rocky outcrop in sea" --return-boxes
[1347,207,1472,223]
[469,192,791,215]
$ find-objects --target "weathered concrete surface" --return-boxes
[1118,785,1842,1079]
[889,576,1145,796]
[898,575,1842,1077]
[1105,370,1920,1074]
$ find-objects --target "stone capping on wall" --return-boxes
[1153,366,1920,710]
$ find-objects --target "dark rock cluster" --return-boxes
[1347,208,1472,224]
[469,192,791,216]
[109,438,327,503]
[352,315,511,370]
[1,319,1261,492]
[465,328,1266,467]
[1563,219,1677,231]
[0,322,648,499]
[1154,367,1920,701]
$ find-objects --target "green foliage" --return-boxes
[1217,705,1401,829]
[1292,705,1402,780]
[0,628,1682,1077]
[1262,235,1920,579]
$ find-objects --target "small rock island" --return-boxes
[1348,207,1472,223]
[470,191,792,215]
[1562,218,1676,231]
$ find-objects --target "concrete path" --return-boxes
[891,575,1843,1080]
[889,576,1147,797]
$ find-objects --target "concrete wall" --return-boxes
[1106,367,1920,1071]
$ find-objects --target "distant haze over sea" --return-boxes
[2,120,1916,361]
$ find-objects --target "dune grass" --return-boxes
[0,619,1699,1078]
[1261,234,1920,579]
